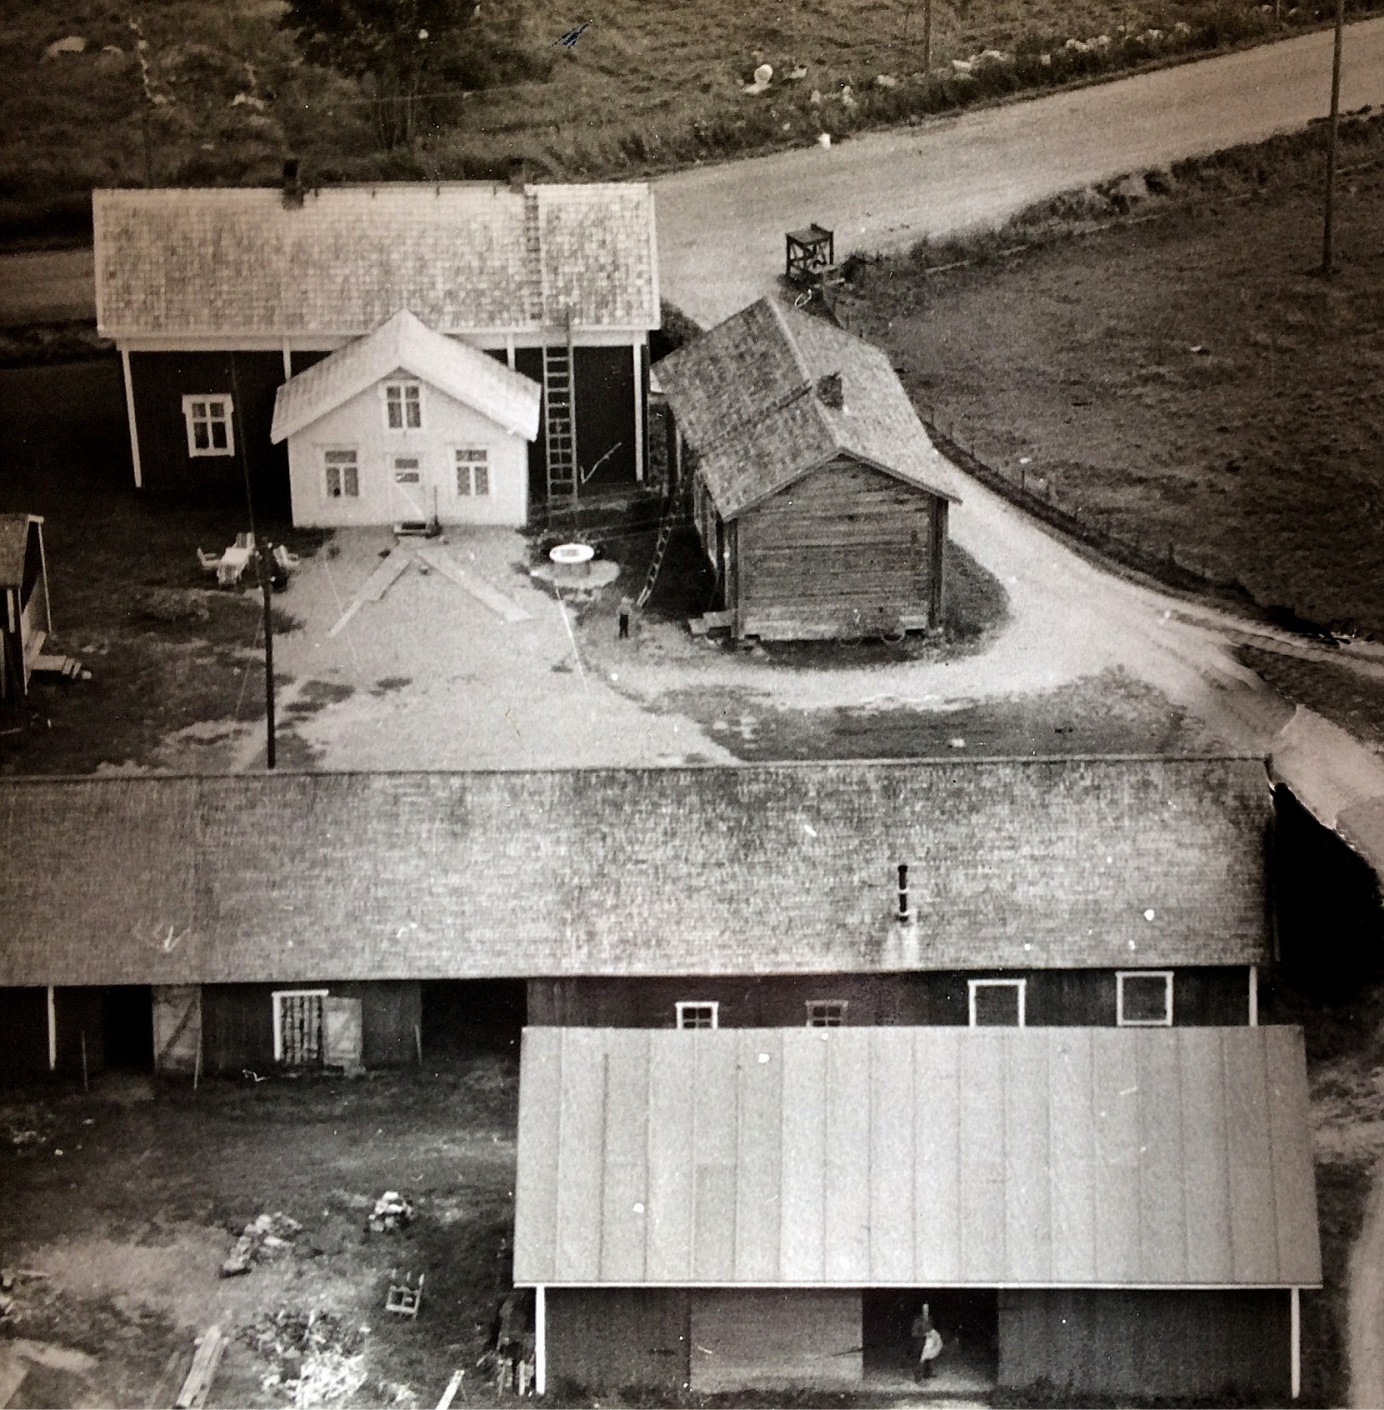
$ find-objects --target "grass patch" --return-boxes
[6,1,1384,244]
[845,111,1384,639]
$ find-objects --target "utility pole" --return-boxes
[257,541,277,770]
[1321,0,1346,276]
[923,0,933,71]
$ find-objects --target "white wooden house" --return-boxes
[270,310,541,529]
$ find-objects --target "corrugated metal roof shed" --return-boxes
[655,299,964,517]
[513,1025,1321,1289]
[269,309,541,444]
[0,757,1269,986]
[92,183,659,338]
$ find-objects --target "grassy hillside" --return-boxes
[4,0,1382,242]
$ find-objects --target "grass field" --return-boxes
[4,0,1381,242]
[844,113,1384,640]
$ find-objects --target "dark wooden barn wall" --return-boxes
[128,351,290,516]
[547,1288,688,1393]
[689,1290,862,1391]
[998,1288,1291,1400]
[0,987,49,1079]
[526,968,1249,1029]
[53,987,105,1075]
[520,345,640,506]
[201,981,421,1075]
[734,459,940,639]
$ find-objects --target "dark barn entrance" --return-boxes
[862,1290,997,1392]
[421,980,525,1057]
[102,986,154,1070]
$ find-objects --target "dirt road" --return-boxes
[656,17,1384,326]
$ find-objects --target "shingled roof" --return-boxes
[514,1025,1321,1289]
[655,299,963,518]
[270,309,541,444]
[0,758,1269,987]
[93,183,659,339]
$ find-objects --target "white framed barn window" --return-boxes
[806,1000,847,1028]
[385,381,422,430]
[182,395,234,457]
[968,978,1026,1027]
[323,448,359,499]
[272,989,329,1065]
[1117,971,1174,1026]
[675,1001,718,1030]
[455,448,490,496]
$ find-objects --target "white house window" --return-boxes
[455,448,490,497]
[183,395,234,457]
[393,456,422,484]
[806,1000,847,1028]
[1117,971,1174,1027]
[273,989,329,1065]
[323,449,359,499]
[675,1001,718,1030]
[969,978,1026,1027]
[385,382,422,430]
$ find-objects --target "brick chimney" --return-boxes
[816,371,844,410]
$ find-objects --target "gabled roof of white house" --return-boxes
[514,1025,1322,1289]
[0,757,1270,987]
[655,298,964,518]
[92,182,660,339]
[270,310,541,444]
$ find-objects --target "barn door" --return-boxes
[390,455,430,524]
[324,997,364,1073]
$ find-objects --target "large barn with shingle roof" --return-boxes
[93,178,659,518]
[656,297,963,640]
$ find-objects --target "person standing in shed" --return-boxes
[911,1303,943,1381]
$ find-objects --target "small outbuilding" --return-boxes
[514,1025,1321,1402]
[656,298,963,640]
[0,514,50,705]
[270,309,541,529]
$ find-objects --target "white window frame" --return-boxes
[806,1000,848,1028]
[455,447,490,497]
[968,978,1026,1028]
[322,447,360,500]
[272,988,329,1063]
[182,394,235,457]
[384,380,422,431]
[1116,970,1174,1027]
[675,1001,719,1030]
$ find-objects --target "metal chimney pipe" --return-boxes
[897,863,910,921]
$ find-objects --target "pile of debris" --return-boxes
[367,1192,414,1234]
[239,1308,368,1408]
[221,1212,303,1277]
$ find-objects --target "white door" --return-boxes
[390,455,431,524]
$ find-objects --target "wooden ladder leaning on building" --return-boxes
[636,479,688,608]
[543,310,578,502]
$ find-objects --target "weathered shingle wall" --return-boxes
[0,758,1270,986]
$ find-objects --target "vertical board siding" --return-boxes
[734,1029,783,1281]
[868,1029,915,1282]
[1048,1030,1098,1282]
[1137,1035,1188,1283]
[513,1029,561,1283]
[1180,1027,1234,1284]
[646,1034,695,1281]
[1266,1029,1322,1283]
[692,1036,739,1281]
[547,1288,687,1392]
[1224,1027,1279,1281]
[1091,1029,1141,1282]
[689,1290,862,1391]
[1004,1030,1051,1282]
[601,1030,650,1282]
[823,1033,871,1280]
[779,1030,828,1281]
[554,1029,608,1281]
[914,1028,962,1282]
[959,1032,1006,1282]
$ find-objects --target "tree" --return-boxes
[281,0,482,149]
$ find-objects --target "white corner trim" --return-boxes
[1290,1285,1300,1399]
[120,349,143,489]
[46,985,56,1071]
[534,1285,546,1395]
[1249,964,1259,1027]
